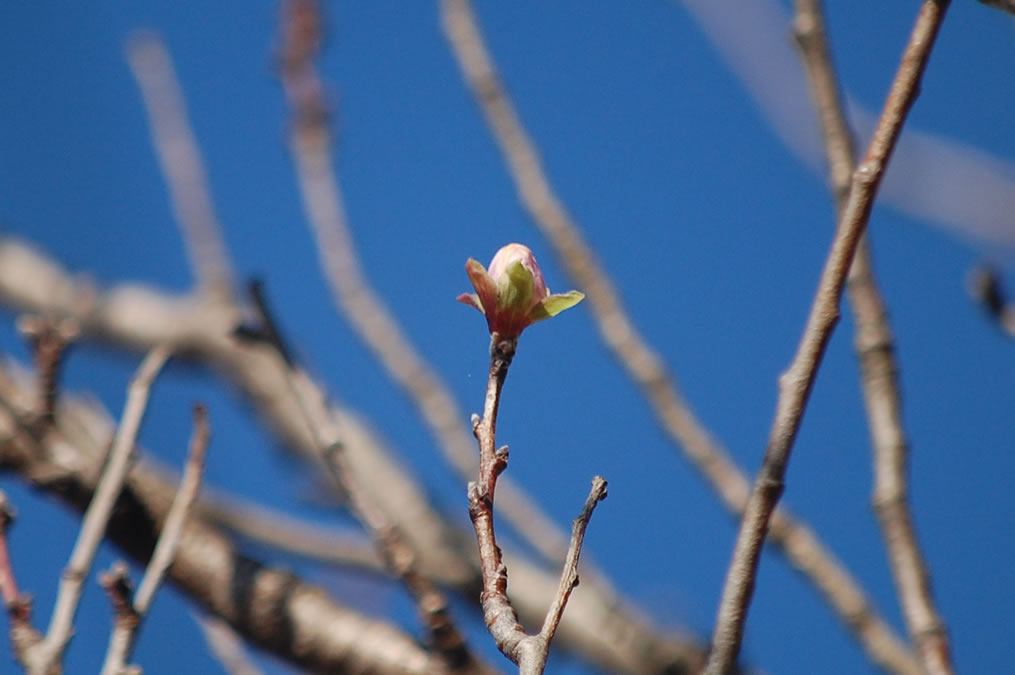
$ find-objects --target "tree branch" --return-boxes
[126,31,234,301]
[792,2,954,673]
[438,0,919,672]
[100,404,211,675]
[33,346,171,674]
[0,239,710,674]
[467,336,608,674]
[706,2,951,672]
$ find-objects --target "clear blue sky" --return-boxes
[1,2,1013,673]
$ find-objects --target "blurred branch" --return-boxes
[193,613,264,675]
[277,0,578,574]
[100,405,211,675]
[467,336,607,673]
[0,367,438,675]
[977,0,1015,16]
[0,491,45,671]
[439,0,918,671]
[33,346,170,674]
[126,31,234,301]
[793,2,954,674]
[253,293,488,673]
[968,266,1015,339]
[17,315,78,428]
[707,2,951,672]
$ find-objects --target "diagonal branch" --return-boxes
[439,0,919,672]
[706,2,951,672]
[127,31,234,301]
[33,346,171,674]
[792,2,954,673]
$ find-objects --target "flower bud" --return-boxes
[457,243,584,339]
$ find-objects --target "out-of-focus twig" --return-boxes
[0,490,45,671]
[439,0,919,672]
[0,366,436,675]
[193,613,264,675]
[793,2,954,674]
[32,346,171,675]
[277,0,576,571]
[707,2,951,672]
[17,315,78,427]
[968,266,1015,339]
[127,31,234,301]
[467,336,607,674]
[100,404,211,675]
[247,280,488,674]
[977,0,1015,16]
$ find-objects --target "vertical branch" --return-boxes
[33,346,171,674]
[0,491,45,671]
[127,32,234,300]
[100,405,211,675]
[439,0,919,671]
[277,0,577,570]
[706,2,951,672]
[467,336,608,674]
[792,2,955,674]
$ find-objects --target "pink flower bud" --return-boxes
[457,243,584,339]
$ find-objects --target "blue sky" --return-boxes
[1,2,1014,673]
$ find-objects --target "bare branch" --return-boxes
[100,404,211,675]
[98,563,138,675]
[977,0,1015,17]
[249,284,488,674]
[0,372,437,675]
[468,337,607,674]
[706,2,951,672]
[126,31,234,300]
[278,0,576,572]
[793,1,954,673]
[0,241,710,674]
[16,315,79,427]
[0,490,46,671]
[439,0,918,671]
[193,613,264,675]
[34,346,171,674]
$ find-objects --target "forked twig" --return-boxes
[277,0,578,572]
[706,2,951,672]
[100,405,211,675]
[31,346,171,674]
[438,0,918,671]
[792,1,954,673]
[468,336,607,674]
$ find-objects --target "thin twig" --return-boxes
[977,0,1015,16]
[127,31,233,300]
[247,278,486,674]
[468,336,608,674]
[706,2,951,672]
[16,315,79,427]
[193,613,264,675]
[33,346,171,674]
[438,0,919,672]
[278,0,577,571]
[0,491,46,670]
[792,2,955,673]
[97,563,137,675]
[968,266,1015,339]
[100,404,211,675]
